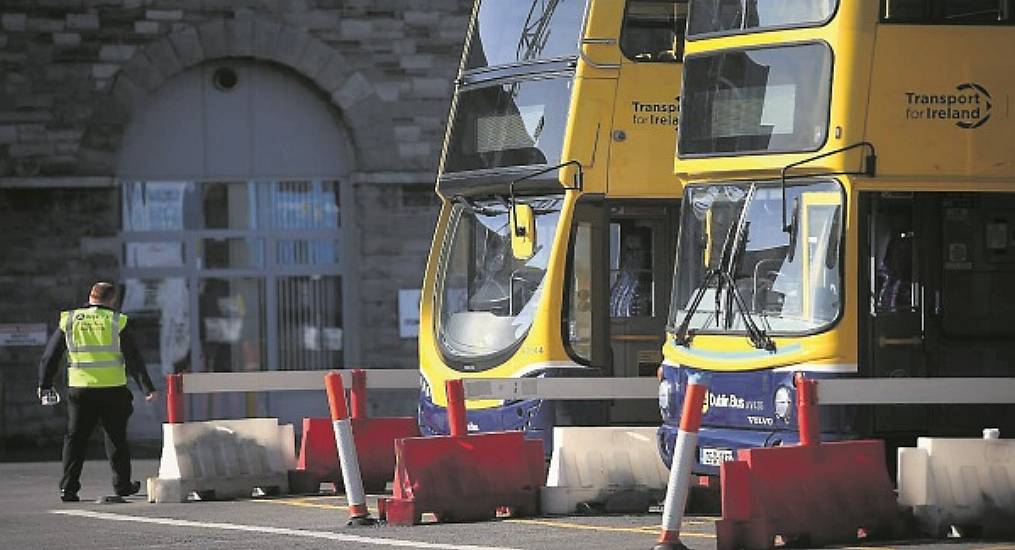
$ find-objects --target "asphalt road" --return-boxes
[0,460,1012,550]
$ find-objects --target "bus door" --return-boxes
[607,202,679,423]
[864,192,931,433]
[607,0,686,198]
[929,193,1015,435]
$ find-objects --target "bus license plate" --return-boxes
[698,447,734,466]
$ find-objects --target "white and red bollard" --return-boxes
[446,378,468,437]
[653,373,710,550]
[325,371,377,526]
[350,369,369,420]
[794,373,820,446]
[166,373,185,424]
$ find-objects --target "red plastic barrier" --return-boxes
[351,416,419,491]
[294,417,342,491]
[379,379,545,525]
[293,369,419,493]
[715,376,904,550]
[715,440,903,550]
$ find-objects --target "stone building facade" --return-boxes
[0,0,470,451]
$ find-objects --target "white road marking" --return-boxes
[49,509,522,550]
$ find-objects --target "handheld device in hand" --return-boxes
[40,389,61,406]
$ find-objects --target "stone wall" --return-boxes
[0,187,121,451]
[0,0,469,450]
[0,0,470,177]
[358,183,440,370]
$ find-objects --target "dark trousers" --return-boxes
[60,386,134,495]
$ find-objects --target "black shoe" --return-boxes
[114,481,141,497]
[60,492,79,502]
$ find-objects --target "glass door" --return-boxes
[120,179,344,426]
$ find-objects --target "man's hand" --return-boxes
[38,387,60,406]
[145,391,158,402]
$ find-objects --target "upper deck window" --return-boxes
[883,0,1014,24]
[465,0,586,72]
[621,1,690,63]
[687,0,837,37]
[678,42,832,157]
[444,76,572,173]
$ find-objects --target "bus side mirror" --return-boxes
[511,203,536,260]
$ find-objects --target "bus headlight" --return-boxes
[659,380,673,418]
[420,375,432,401]
[773,386,792,422]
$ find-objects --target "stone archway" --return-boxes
[79,16,395,174]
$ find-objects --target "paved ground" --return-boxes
[1,460,1012,550]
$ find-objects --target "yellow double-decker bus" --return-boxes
[418,0,689,448]
[658,0,1015,474]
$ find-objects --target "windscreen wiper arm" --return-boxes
[721,187,776,352]
[672,189,746,347]
[673,184,775,352]
[724,215,776,351]
[671,267,721,347]
[671,268,775,352]
[717,269,776,352]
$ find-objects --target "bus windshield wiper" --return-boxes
[718,266,776,352]
[722,185,776,352]
[672,198,743,347]
[672,196,743,345]
[671,267,721,347]
[673,184,776,352]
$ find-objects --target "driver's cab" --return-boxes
[671,180,844,339]
[568,197,680,423]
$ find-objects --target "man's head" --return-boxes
[88,282,119,307]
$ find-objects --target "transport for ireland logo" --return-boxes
[904,82,992,129]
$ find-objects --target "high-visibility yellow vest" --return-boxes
[60,307,128,388]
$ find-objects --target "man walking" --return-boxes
[38,282,157,502]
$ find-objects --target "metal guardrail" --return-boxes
[179,369,419,394]
[817,377,1015,405]
[462,377,657,400]
[177,372,1015,404]
[462,376,1015,405]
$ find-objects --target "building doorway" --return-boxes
[116,61,354,436]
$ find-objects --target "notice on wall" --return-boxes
[398,289,421,338]
[0,323,48,346]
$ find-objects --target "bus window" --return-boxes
[437,196,564,364]
[609,221,654,317]
[883,0,930,20]
[679,43,833,157]
[464,0,586,71]
[874,204,915,313]
[671,180,844,334]
[620,1,689,62]
[568,222,594,360]
[444,76,572,173]
[942,0,1010,21]
[687,0,837,37]
[883,0,1014,23]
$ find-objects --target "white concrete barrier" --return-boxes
[898,434,1015,537]
[541,427,669,514]
[147,418,297,503]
